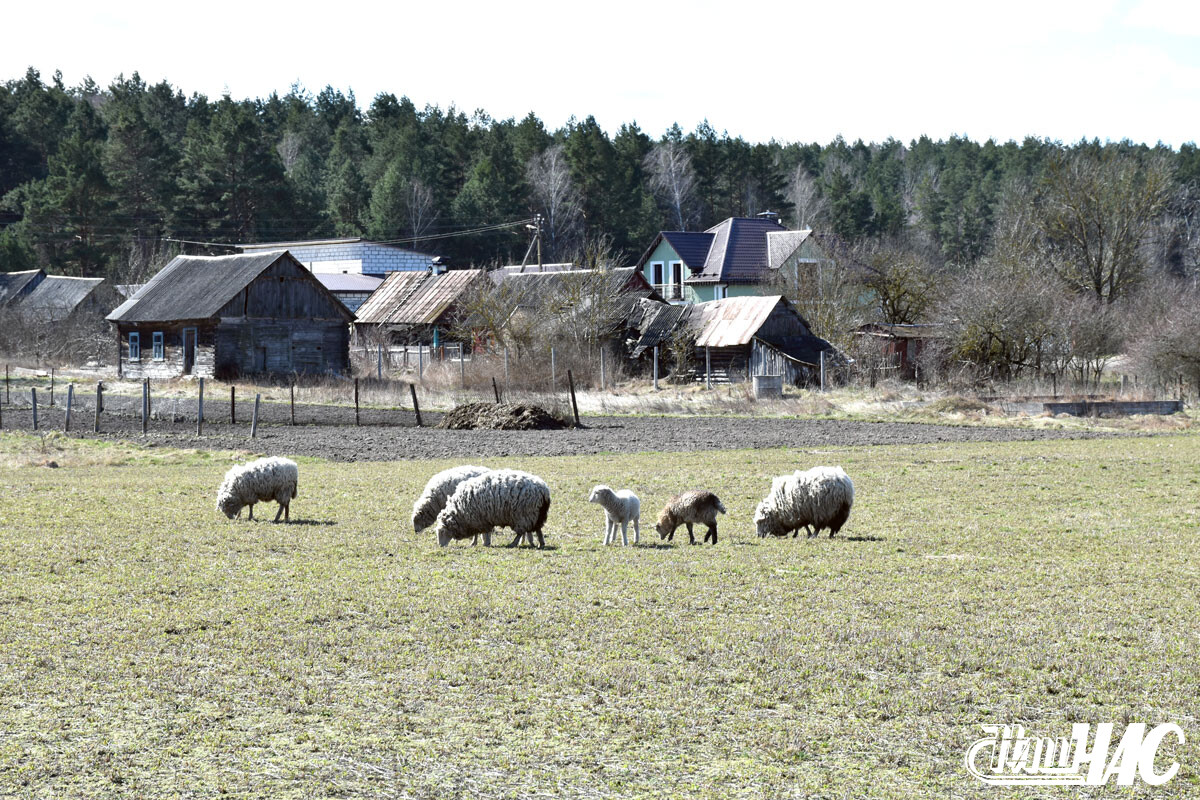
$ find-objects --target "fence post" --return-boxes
[94,382,101,433]
[567,369,581,428]
[250,393,261,438]
[50,368,54,406]
[31,388,38,430]
[230,385,236,424]
[4,364,8,404]
[64,384,73,432]
[551,347,556,391]
[705,347,711,390]
[653,346,659,391]
[418,347,424,380]
[377,345,383,380]
[600,348,606,391]
[819,351,825,392]
[460,347,465,388]
[409,382,422,427]
[493,376,501,403]
[290,381,295,426]
[142,378,149,434]
[504,348,509,391]
[354,378,360,426]
[197,378,204,436]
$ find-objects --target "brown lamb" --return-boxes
[655,490,727,545]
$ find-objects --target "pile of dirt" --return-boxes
[437,402,568,431]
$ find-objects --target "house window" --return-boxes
[649,261,664,287]
[153,332,165,361]
[128,332,140,361]
[669,261,683,300]
[716,285,728,300]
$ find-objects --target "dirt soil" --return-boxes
[438,402,566,431]
[0,394,1116,462]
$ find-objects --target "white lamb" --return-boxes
[412,465,494,544]
[216,456,298,522]
[754,465,854,539]
[435,469,551,549]
[588,485,640,546]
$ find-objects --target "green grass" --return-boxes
[2,434,1199,797]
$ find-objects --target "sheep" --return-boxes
[588,485,641,546]
[754,466,854,540]
[216,456,298,522]
[435,469,551,549]
[412,465,495,545]
[656,490,726,545]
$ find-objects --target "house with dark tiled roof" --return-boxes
[635,216,829,304]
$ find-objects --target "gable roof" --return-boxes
[20,276,106,321]
[661,232,715,270]
[688,217,789,284]
[766,229,813,269]
[0,269,45,306]
[689,295,788,347]
[355,269,487,326]
[106,250,352,324]
[316,273,385,293]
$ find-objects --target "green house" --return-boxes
[635,216,828,304]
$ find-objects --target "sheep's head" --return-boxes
[587,485,610,504]
[412,501,436,533]
[655,518,673,539]
[217,493,242,520]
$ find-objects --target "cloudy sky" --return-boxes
[5,0,1198,146]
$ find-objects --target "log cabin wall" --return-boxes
[116,323,216,380]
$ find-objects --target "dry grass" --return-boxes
[1,434,1199,797]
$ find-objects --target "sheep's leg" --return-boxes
[686,522,696,544]
[273,503,284,523]
[248,504,255,521]
[603,519,612,546]
[705,522,717,544]
[483,530,492,547]
[506,531,524,548]
[535,530,545,549]
[633,518,640,544]
[620,520,629,547]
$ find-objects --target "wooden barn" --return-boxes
[631,295,834,384]
[354,268,489,347]
[106,250,353,379]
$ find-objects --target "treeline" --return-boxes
[1,68,1199,302]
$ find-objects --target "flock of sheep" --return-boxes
[215,456,856,546]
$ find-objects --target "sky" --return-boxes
[5,0,1199,147]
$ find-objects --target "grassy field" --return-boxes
[1,431,1198,798]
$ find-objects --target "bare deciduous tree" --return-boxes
[526,144,582,261]
[1036,151,1173,303]
[853,238,942,325]
[644,140,698,231]
[787,166,828,230]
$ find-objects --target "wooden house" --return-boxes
[354,268,490,347]
[632,295,834,384]
[106,250,353,379]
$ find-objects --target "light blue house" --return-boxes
[238,238,440,278]
[635,216,828,304]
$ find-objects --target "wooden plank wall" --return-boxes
[116,324,216,380]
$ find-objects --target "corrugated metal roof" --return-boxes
[353,271,431,324]
[354,269,487,326]
[107,250,293,323]
[689,295,784,347]
[316,273,385,293]
[0,269,44,306]
[632,302,688,356]
[395,270,486,325]
[20,276,105,320]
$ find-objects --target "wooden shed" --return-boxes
[354,268,490,347]
[106,250,353,379]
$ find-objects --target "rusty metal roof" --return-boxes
[353,271,429,324]
[355,269,486,326]
[689,295,785,347]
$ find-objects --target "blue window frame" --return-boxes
[153,331,164,361]
[129,332,140,361]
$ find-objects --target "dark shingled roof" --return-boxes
[687,217,788,284]
[20,276,106,321]
[660,232,715,270]
[107,250,297,323]
[0,269,44,306]
[631,302,689,357]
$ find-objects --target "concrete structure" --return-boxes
[238,238,440,277]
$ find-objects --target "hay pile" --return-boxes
[438,402,567,431]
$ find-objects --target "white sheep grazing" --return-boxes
[588,485,641,546]
[216,456,298,522]
[754,465,854,539]
[412,465,494,544]
[435,469,551,549]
